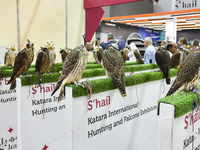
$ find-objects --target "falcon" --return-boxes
[7,40,34,90]
[46,42,56,68]
[121,47,129,63]
[35,47,50,74]
[170,48,183,69]
[99,43,127,99]
[51,43,93,102]
[4,45,17,66]
[166,49,200,96]
[134,49,144,64]
[155,47,171,84]
[60,48,71,62]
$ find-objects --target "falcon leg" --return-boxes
[190,86,200,94]
[74,80,84,88]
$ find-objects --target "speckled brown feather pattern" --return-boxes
[166,50,200,96]
[7,47,34,90]
[134,49,144,64]
[4,50,17,66]
[170,51,183,69]
[155,47,171,84]
[122,48,129,63]
[51,45,88,102]
[102,45,127,99]
[35,48,50,74]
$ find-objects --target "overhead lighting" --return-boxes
[112,18,135,23]
[149,18,174,23]
[171,12,200,17]
[131,22,150,24]
[105,22,116,26]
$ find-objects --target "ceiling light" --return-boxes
[105,22,116,26]
[171,12,200,17]
[112,18,135,23]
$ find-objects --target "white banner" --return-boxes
[66,77,176,150]
[17,79,67,150]
[0,78,17,150]
[173,110,200,150]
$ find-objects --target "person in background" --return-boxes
[191,39,200,50]
[127,41,137,62]
[178,37,188,60]
[144,37,156,64]
[100,33,122,51]
[161,40,167,47]
[166,41,178,57]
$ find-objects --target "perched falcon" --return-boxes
[93,46,103,64]
[134,49,144,64]
[170,49,183,69]
[60,48,71,63]
[46,42,56,68]
[35,47,50,74]
[4,45,17,66]
[100,43,127,99]
[7,40,34,90]
[166,50,200,96]
[51,43,93,102]
[155,47,171,84]
[121,47,129,63]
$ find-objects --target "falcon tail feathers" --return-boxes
[166,76,171,85]
[51,80,62,96]
[9,77,16,91]
[57,86,64,103]
[166,82,182,96]
[111,75,127,99]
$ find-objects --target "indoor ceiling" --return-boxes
[101,8,200,31]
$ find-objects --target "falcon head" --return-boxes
[10,45,16,51]
[46,42,55,50]
[26,39,34,48]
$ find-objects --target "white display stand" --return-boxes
[65,77,176,150]
[158,103,200,150]
[1,76,176,150]
[0,78,17,150]
[16,79,67,150]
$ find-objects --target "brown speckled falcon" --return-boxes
[101,43,127,99]
[4,45,17,66]
[35,47,50,74]
[166,49,200,96]
[7,40,34,90]
[122,47,129,63]
[46,42,56,68]
[134,49,144,64]
[155,47,171,84]
[51,43,93,102]
[170,48,183,69]
[60,48,72,63]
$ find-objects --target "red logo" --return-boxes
[43,145,49,150]
[8,127,13,133]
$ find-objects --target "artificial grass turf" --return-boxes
[158,85,200,118]
[19,68,178,98]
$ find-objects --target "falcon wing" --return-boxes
[61,50,68,62]
[102,48,126,97]
[35,51,45,73]
[167,51,200,96]
[4,52,8,65]
[51,49,80,96]
[170,51,182,68]
[96,49,103,62]
[12,49,27,74]
[134,50,144,64]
